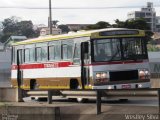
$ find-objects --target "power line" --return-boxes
[0,5,160,9]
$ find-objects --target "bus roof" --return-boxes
[12,28,143,46]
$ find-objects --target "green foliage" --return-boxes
[58,24,70,33]
[113,18,150,30]
[86,21,111,30]
[147,44,160,51]
[113,18,153,41]
[0,16,39,43]
[52,20,59,28]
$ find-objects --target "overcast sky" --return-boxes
[0,0,160,25]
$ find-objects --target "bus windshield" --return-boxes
[93,38,148,62]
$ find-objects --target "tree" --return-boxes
[112,18,153,41]
[58,24,70,33]
[52,20,59,28]
[113,18,150,29]
[17,21,39,38]
[0,16,39,43]
[112,19,125,28]
[86,21,111,30]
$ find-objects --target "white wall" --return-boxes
[0,49,11,87]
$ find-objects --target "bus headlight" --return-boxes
[138,69,150,80]
[95,72,109,82]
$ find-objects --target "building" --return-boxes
[40,27,62,36]
[127,2,160,32]
[156,16,160,32]
[66,24,92,31]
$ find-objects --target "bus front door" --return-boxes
[81,42,90,89]
[17,49,23,88]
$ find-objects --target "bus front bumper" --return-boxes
[92,82,151,89]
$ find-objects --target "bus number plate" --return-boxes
[122,84,131,89]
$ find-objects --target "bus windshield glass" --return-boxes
[93,38,148,62]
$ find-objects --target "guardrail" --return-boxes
[46,89,160,115]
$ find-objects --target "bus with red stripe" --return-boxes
[11,28,150,91]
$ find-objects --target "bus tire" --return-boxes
[70,79,79,89]
[30,79,37,90]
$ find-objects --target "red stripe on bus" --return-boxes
[12,62,73,70]
[11,60,146,70]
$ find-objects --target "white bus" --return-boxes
[11,28,150,91]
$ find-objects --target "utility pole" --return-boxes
[49,0,52,34]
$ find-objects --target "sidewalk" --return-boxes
[0,102,158,120]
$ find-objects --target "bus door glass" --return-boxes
[17,49,24,87]
[81,42,90,89]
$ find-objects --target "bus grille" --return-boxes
[109,70,138,81]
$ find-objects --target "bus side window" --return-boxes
[48,41,61,61]
[24,44,35,63]
[36,47,42,61]
[62,39,73,60]
[73,43,80,64]
[24,48,30,63]
[36,42,48,62]
[62,44,68,59]
[49,45,55,60]
[30,48,35,62]
[41,46,48,61]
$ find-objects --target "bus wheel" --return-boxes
[30,79,38,90]
[70,79,79,89]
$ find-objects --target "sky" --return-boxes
[0,0,160,25]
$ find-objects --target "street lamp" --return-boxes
[49,0,52,34]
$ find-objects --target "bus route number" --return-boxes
[44,63,59,68]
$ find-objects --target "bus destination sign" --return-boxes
[99,30,139,36]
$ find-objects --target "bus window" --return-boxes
[24,44,35,63]
[54,45,61,60]
[24,48,35,63]
[49,45,55,60]
[36,43,48,62]
[49,41,61,61]
[36,47,42,61]
[36,47,47,62]
[41,47,47,61]
[30,48,35,62]
[94,39,121,61]
[62,44,68,59]
[24,49,30,62]
[62,40,73,60]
